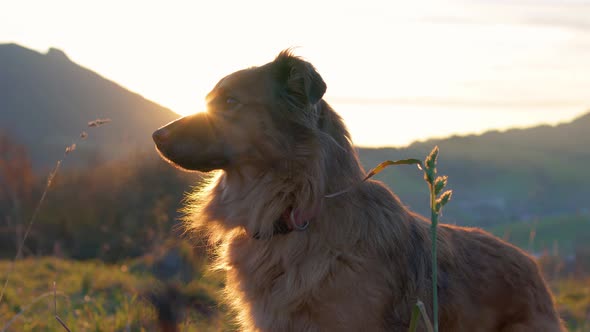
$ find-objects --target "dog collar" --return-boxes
[252,207,310,240]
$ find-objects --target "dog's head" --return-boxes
[152,50,327,173]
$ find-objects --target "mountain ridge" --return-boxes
[0,43,179,169]
[1,43,588,225]
[357,108,589,225]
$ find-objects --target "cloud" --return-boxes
[524,17,590,31]
[329,97,586,109]
[419,0,590,32]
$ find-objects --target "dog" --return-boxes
[152,50,564,331]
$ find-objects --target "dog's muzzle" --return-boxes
[152,113,230,172]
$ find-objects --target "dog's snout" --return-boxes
[152,127,170,144]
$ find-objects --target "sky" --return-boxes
[1,0,589,147]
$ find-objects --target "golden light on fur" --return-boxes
[153,51,565,331]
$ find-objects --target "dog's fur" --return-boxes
[153,50,564,331]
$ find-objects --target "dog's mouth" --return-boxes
[154,143,230,172]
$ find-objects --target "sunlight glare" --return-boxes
[174,101,207,117]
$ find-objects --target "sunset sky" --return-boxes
[1,0,589,147]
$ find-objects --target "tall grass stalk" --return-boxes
[0,118,111,306]
[356,146,451,332]
[422,146,452,332]
[0,160,61,304]
[54,281,71,332]
[0,290,69,332]
[430,182,439,332]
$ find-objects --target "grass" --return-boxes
[0,257,232,331]
[0,258,587,331]
[554,278,590,331]
[1,120,235,331]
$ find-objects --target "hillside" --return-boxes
[358,112,590,225]
[0,43,587,226]
[0,43,179,169]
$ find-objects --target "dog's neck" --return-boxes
[203,102,366,240]
[214,159,323,239]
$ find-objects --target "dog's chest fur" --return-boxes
[224,231,392,332]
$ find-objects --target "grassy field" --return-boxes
[553,278,590,331]
[0,215,588,331]
[0,257,233,331]
[0,256,588,331]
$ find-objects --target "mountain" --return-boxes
[358,112,590,226]
[0,43,179,169]
[1,43,587,226]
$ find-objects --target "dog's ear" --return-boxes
[273,50,327,107]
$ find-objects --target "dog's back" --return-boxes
[323,179,564,331]
[419,216,562,331]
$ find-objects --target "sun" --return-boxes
[170,99,208,117]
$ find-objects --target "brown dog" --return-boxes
[153,50,564,331]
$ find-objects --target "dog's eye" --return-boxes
[212,96,240,114]
[226,97,239,105]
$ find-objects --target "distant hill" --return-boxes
[1,43,587,226]
[358,112,590,225]
[0,43,179,169]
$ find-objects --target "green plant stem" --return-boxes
[407,300,434,332]
[430,183,439,332]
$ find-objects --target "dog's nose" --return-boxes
[152,128,170,144]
